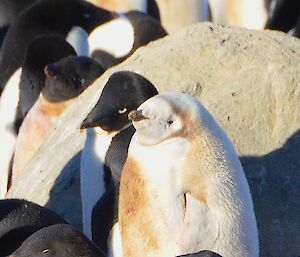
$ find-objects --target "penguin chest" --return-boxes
[0,68,22,198]
[119,138,190,257]
[13,100,53,179]
[80,128,113,239]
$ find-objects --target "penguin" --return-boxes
[11,224,106,257]
[119,92,259,257]
[0,198,67,256]
[155,0,210,34]
[178,251,222,257]
[88,10,167,69]
[79,71,158,253]
[265,0,300,37]
[0,35,76,199]
[12,56,104,186]
[84,0,161,21]
[0,0,115,94]
[0,0,37,48]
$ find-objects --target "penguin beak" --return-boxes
[80,118,98,130]
[128,110,149,122]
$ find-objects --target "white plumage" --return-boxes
[118,92,259,257]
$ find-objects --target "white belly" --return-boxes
[88,16,134,58]
[0,69,21,198]
[80,127,113,239]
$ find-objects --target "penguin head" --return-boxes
[81,71,158,132]
[43,56,105,103]
[19,35,76,116]
[128,92,202,146]
[74,0,117,33]
[11,224,104,257]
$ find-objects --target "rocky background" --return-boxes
[7,22,300,257]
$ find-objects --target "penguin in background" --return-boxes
[12,55,105,187]
[18,35,77,131]
[0,35,76,199]
[0,199,68,256]
[88,10,167,69]
[79,71,158,254]
[11,224,106,257]
[0,0,37,48]
[178,251,223,257]
[265,0,300,38]
[84,0,161,21]
[0,0,115,94]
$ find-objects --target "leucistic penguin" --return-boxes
[119,92,259,257]
[0,0,115,93]
[80,71,158,253]
[11,224,106,257]
[0,35,76,199]
[0,199,67,256]
[265,0,300,38]
[12,56,104,185]
[88,10,167,69]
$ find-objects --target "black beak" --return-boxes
[80,118,99,129]
[128,110,148,122]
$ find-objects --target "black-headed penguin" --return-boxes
[80,71,158,255]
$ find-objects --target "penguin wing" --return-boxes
[177,193,219,253]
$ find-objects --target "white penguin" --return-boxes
[118,92,259,257]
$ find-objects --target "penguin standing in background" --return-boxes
[80,71,158,254]
[0,0,115,94]
[12,56,104,186]
[265,0,300,38]
[0,199,67,256]
[84,0,161,21]
[0,35,76,199]
[155,0,210,34]
[88,10,167,69]
[0,0,37,47]
[11,224,106,257]
[119,92,259,257]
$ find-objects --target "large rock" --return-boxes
[7,22,300,256]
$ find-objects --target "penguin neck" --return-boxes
[88,14,134,58]
[39,94,74,117]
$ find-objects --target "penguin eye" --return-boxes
[83,13,91,19]
[167,120,174,125]
[118,108,127,114]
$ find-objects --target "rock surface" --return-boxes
[7,22,300,256]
